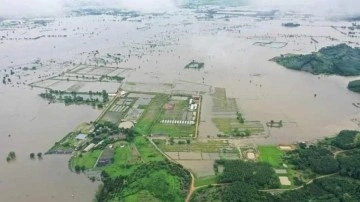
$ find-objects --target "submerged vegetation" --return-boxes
[185,60,204,70]
[40,89,109,106]
[272,44,360,76]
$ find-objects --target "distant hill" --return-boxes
[272,44,360,76]
[348,80,360,93]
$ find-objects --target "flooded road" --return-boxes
[0,87,101,201]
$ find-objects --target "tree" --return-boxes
[30,153,35,159]
[37,152,42,159]
[9,151,16,159]
[74,165,81,173]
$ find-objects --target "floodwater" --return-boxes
[0,3,360,200]
[0,86,101,201]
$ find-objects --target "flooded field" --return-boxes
[1,1,360,200]
[0,87,101,201]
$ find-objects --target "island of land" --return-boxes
[272,44,360,76]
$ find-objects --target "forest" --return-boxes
[96,160,191,202]
[191,130,360,202]
[272,44,360,76]
[216,160,280,189]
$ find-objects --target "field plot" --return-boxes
[101,93,154,125]
[30,64,131,93]
[103,142,143,177]
[177,160,216,177]
[122,82,173,94]
[135,94,169,135]
[70,149,102,169]
[152,124,195,137]
[258,145,284,167]
[151,95,199,138]
[212,118,264,135]
[212,87,238,112]
[159,140,236,153]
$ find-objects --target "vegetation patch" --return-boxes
[158,140,234,153]
[215,160,280,189]
[135,94,169,135]
[258,145,284,167]
[272,44,360,76]
[348,80,360,93]
[195,175,217,187]
[40,89,109,106]
[212,88,238,112]
[96,161,191,202]
[71,149,102,170]
[212,118,264,137]
[190,186,222,202]
[184,60,204,70]
[151,124,195,137]
[331,130,360,149]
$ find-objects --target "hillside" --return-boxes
[272,44,360,76]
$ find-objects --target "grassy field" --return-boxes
[258,145,284,167]
[212,118,264,135]
[71,149,102,169]
[134,136,164,162]
[151,124,195,137]
[195,175,217,187]
[135,94,169,135]
[103,142,142,177]
[161,99,189,120]
[212,87,238,112]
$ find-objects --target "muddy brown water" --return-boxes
[0,5,360,200]
[0,87,101,202]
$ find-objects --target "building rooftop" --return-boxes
[118,121,134,129]
[75,133,87,140]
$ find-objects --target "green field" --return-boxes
[103,142,141,177]
[195,175,217,187]
[134,136,164,162]
[135,94,169,135]
[258,145,284,167]
[161,99,189,120]
[151,124,195,137]
[71,149,102,169]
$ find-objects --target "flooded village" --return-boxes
[1,1,360,201]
